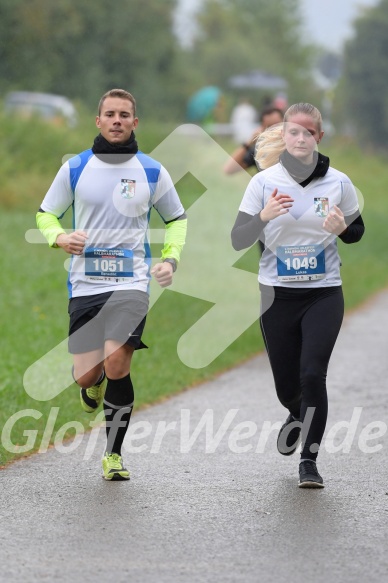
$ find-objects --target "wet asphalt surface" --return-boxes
[1,291,387,583]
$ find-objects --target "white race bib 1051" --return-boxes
[85,247,133,281]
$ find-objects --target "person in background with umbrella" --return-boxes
[229,97,258,144]
[186,86,224,126]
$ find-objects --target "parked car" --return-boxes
[4,91,77,127]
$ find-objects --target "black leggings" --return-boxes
[260,285,344,461]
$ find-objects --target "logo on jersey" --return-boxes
[314,197,329,217]
[121,179,136,199]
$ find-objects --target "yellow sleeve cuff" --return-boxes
[36,211,66,247]
[160,218,187,263]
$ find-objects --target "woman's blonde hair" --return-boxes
[255,102,322,169]
[254,123,285,170]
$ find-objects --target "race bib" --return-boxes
[277,244,325,282]
[85,247,133,281]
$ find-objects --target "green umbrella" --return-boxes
[186,86,222,122]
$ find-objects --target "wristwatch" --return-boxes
[163,258,177,272]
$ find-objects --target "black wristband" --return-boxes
[162,258,177,272]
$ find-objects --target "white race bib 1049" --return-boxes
[276,244,325,282]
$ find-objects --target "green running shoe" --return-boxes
[102,452,130,481]
[80,374,107,413]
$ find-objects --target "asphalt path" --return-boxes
[1,291,388,583]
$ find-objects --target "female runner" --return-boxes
[231,103,364,488]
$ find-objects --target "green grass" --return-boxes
[0,119,387,466]
[325,140,388,308]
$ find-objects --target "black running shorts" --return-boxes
[68,290,149,354]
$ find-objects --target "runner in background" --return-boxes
[224,106,284,176]
[231,102,364,488]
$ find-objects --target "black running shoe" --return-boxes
[298,460,324,488]
[277,413,301,456]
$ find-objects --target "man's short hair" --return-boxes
[98,89,136,116]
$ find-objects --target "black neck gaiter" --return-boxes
[280,150,330,187]
[92,132,138,164]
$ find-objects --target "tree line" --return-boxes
[339,0,388,147]
[0,0,387,147]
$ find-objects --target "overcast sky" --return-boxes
[176,0,380,51]
[300,0,379,50]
